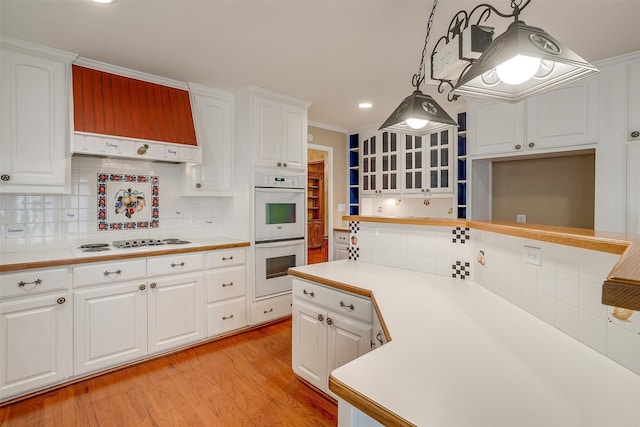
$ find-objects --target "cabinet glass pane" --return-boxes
[363,177,369,190]
[441,148,449,167]
[440,130,449,145]
[371,157,376,172]
[391,155,396,171]
[416,171,422,187]
[416,136,422,149]
[430,133,438,146]
[406,153,412,169]
[363,139,369,155]
[406,135,412,150]
[391,133,397,151]
[371,136,376,154]
[441,170,448,188]
[406,172,412,189]
[382,132,388,152]
[383,156,389,172]
[371,176,376,190]
[415,153,422,169]
[431,170,438,188]
[363,158,369,173]
[383,174,389,189]
[391,174,397,189]
[430,150,437,167]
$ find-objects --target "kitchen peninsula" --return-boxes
[289,216,640,427]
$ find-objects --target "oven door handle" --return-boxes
[255,240,304,249]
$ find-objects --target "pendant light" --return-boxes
[379,0,457,136]
[451,0,598,102]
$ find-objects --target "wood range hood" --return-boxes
[71,59,201,163]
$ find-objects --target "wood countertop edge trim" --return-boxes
[328,375,416,427]
[0,241,251,272]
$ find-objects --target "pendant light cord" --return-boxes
[412,0,439,91]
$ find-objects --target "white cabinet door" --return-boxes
[0,41,75,193]
[526,78,598,150]
[0,292,72,399]
[147,272,205,354]
[254,95,282,169]
[281,103,306,171]
[74,281,147,375]
[468,99,525,157]
[185,84,234,196]
[292,301,328,391]
[629,61,640,141]
[326,313,372,376]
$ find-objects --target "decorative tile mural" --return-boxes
[97,173,159,231]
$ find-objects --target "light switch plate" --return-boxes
[523,245,542,266]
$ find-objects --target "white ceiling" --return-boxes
[2,0,639,133]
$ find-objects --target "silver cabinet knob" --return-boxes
[196,183,202,189]
[631,131,640,138]
[317,314,324,322]
[150,282,157,289]
[283,163,287,167]
[277,162,282,167]
[515,144,522,150]
[57,297,66,305]
[528,142,535,148]
[326,317,333,326]
[139,284,146,291]
[1,174,10,182]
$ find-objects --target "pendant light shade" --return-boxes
[452,20,599,102]
[379,89,457,135]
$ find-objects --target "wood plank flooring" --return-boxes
[0,319,337,427]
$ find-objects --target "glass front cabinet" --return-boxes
[360,129,453,197]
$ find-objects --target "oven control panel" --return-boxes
[262,175,301,188]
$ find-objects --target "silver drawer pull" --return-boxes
[263,308,273,314]
[222,256,234,261]
[340,301,355,311]
[222,314,234,320]
[303,289,315,297]
[18,278,42,288]
[222,282,234,287]
[57,297,66,305]
[171,262,185,267]
[104,269,122,277]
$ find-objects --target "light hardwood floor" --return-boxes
[0,319,337,426]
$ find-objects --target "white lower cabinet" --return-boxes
[333,230,349,261]
[205,248,247,337]
[73,280,147,375]
[292,279,372,397]
[147,271,205,354]
[0,267,72,400]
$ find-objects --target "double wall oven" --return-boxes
[254,172,305,300]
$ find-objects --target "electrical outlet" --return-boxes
[517,214,527,223]
[523,245,542,266]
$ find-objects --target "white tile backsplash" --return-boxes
[0,156,227,252]
[350,222,639,377]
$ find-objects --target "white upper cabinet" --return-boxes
[252,91,309,171]
[0,38,76,193]
[184,83,234,196]
[361,132,400,196]
[468,77,598,158]
[402,130,454,194]
[628,61,640,141]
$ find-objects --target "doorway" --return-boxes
[307,145,332,264]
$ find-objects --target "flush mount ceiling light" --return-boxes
[379,0,457,136]
[431,0,598,103]
[358,102,373,109]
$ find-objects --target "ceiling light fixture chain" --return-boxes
[412,0,439,91]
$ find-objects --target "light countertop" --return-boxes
[289,260,640,427]
[0,237,250,272]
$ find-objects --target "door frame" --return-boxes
[308,143,334,260]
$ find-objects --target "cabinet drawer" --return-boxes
[207,297,247,337]
[74,259,146,288]
[147,253,204,277]
[293,279,371,323]
[249,295,291,325]
[206,248,246,269]
[206,266,246,303]
[334,231,349,245]
[1,268,69,298]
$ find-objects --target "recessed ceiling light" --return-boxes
[93,0,113,3]
[358,102,373,109]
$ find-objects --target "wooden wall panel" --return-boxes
[72,65,197,146]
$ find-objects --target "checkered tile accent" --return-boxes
[348,246,360,260]
[452,227,470,244]
[452,261,471,279]
[348,220,360,261]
